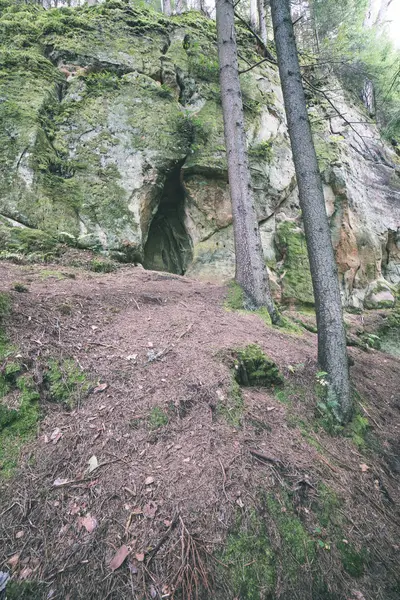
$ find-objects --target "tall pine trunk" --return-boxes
[250,0,258,30]
[163,0,172,16]
[216,0,278,323]
[257,0,267,44]
[270,0,352,422]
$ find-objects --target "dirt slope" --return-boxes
[0,261,399,600]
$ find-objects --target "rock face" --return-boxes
[1,1,399,308]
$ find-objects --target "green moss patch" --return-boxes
[276,220,314,306]
[0,313,40,477]
[216,377,244,428]
[233,344,283,388]
[148,406,169,430]
[221,510,275,600]
[44,358,90,408]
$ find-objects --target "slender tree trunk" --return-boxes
[257,0,267,44]
[270,0,352,422]
[376,0,394,25]
[175,0,183,14]
[250,0,258,30]
[216,0,278,322]
[163,0,172,16]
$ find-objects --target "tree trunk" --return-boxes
[250,0,258,30]
[215,0,278,323]
[163,0,172,16]
[257,0,267,45]
[175,0,183,14]
[361,78,376,116]
[270,0,352,422]
[376,0,394,25]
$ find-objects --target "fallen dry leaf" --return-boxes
[50,427,62,444]
[53,477,70,487]
[144,476,154,486]
[143,501,157,519]
[150,584,157,598]
[109,545,130,571]
[87,455,99,473]
[135,552,144,562]
[93,383,108,394]
[19,567,33,580]
[8,554,19,568]
[132,506,142,515]
[360,463,370,472]
[15,531,24,539]
[79,514,98,533]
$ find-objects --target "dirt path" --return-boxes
[0,262,399,600]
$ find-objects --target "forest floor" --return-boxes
[0,255,399,600]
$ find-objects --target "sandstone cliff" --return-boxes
[1,0,399,309]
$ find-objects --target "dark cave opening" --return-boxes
[143,163,193,275]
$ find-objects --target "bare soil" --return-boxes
[0,261,399,600]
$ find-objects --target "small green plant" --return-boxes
[315,372,343,435]
[45,359,90,408]
[89,259,117,273]
[148,406,169,429]
[156,83,174,99]
[13,282,28,293]
[84,70,121,96]
[248,139,274,162]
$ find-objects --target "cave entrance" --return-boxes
[143,163,193,275]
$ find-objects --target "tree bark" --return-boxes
[270,0,352,422]
[376,0,394,25]
[257,0,267,45]
[215,0,278,323]
[163,0,172,16]
[250,0,258,30]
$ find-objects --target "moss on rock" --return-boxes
[233,344,283,387]
[276,220,314,305]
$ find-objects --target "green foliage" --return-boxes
[216,377,244,428]
[90,258,117,273]
[84,71,121,97]
[312,0,400,140]
[45,358,90,408]
[148,406,169,429]
[248,140,274,162]
[233,344,283,387]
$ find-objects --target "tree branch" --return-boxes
[234,10,277,65]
